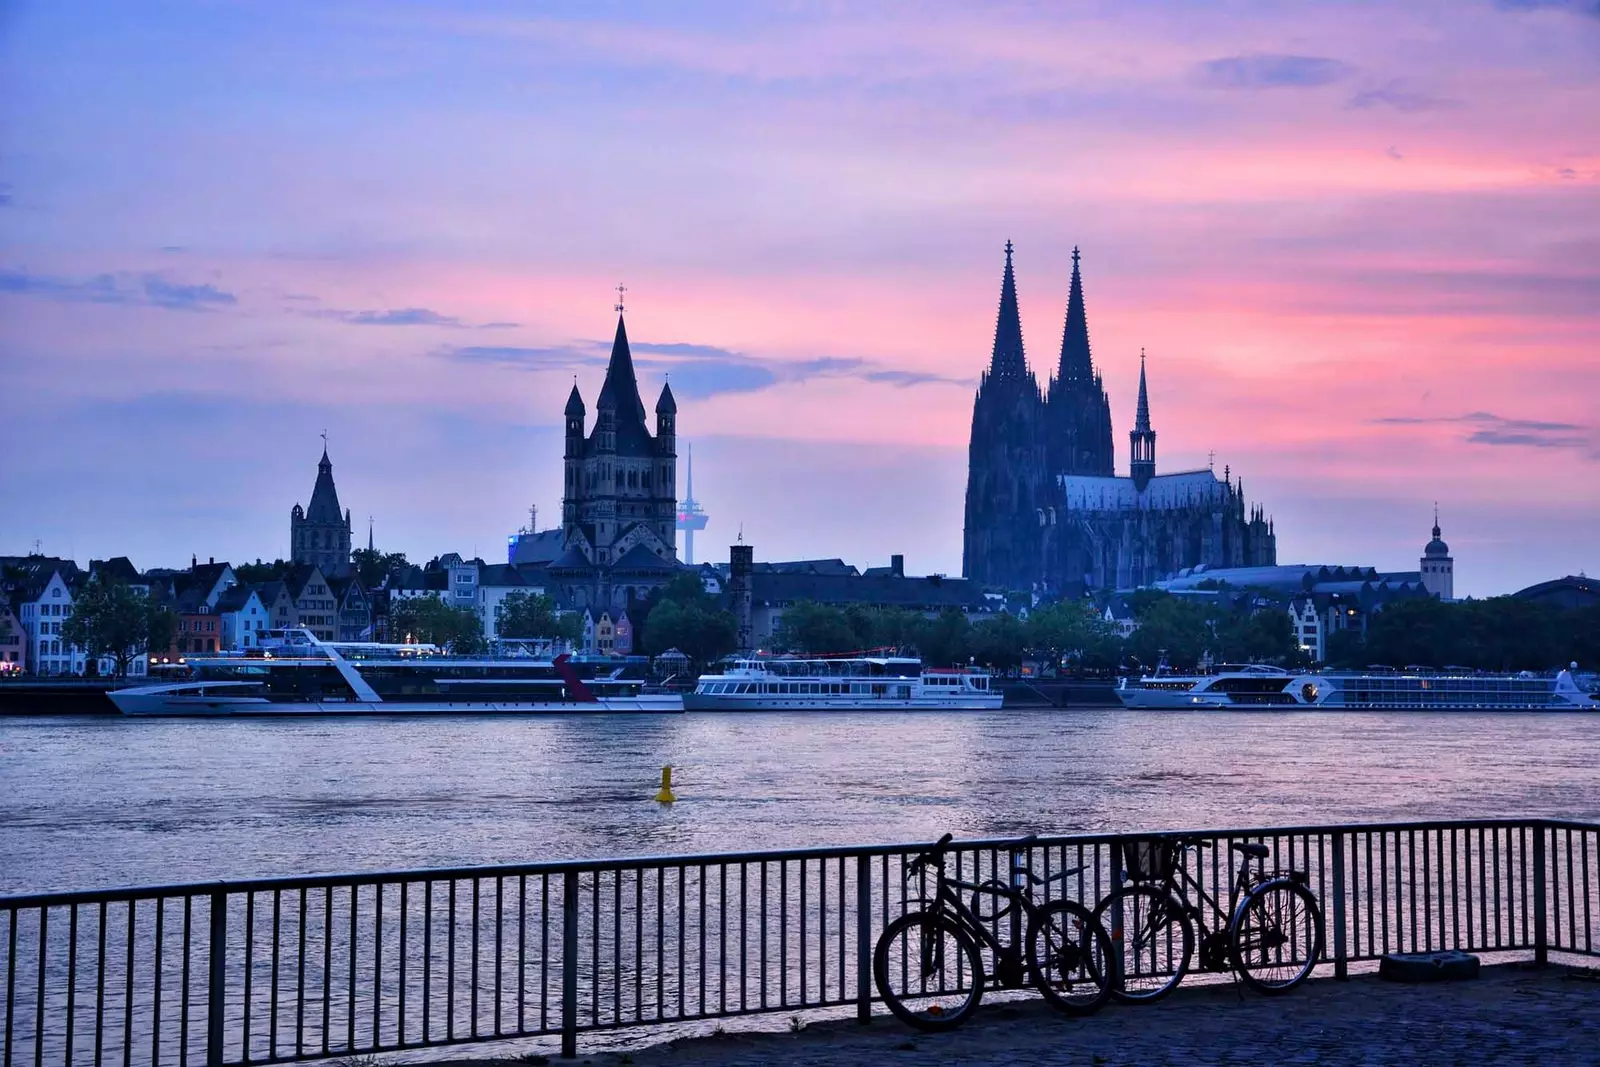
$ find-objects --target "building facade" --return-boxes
[963,243,1275,596]
[291,447,354,576]
[551,310,681,613]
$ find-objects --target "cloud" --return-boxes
[437,338,969,399]
[0,268,236,311]
[1373,411,1596,455]
[1349,81,1461,113]
[1492,0,1600,16]
[0,184,11,207]
[318,306,463,327]
[1194,54,1353,90]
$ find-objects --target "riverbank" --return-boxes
[442,963,1600,1066]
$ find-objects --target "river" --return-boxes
[2,710,1597,895]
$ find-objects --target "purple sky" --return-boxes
[2,1,1597,595]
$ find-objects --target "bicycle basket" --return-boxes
[1122,838,1179,882]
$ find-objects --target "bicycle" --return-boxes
[1091,835,1324,1003]
[872,833,1116,1031]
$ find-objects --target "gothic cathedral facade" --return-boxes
[962,243,1276,596]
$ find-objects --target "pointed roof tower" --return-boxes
[655,379,677,415]
[987,240,1029,382]
[306,442,344,523]
[1134,348,1152,433]
[565,380,586,417]
[596,314,648,424]
[1057,246,1094,382]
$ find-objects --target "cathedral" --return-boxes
[548,309,681,611]
[962,243,1276,597]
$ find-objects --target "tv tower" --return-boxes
[675,443,710,565]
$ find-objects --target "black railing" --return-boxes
[2,818,1596,1065]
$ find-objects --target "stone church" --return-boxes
[548,310,681,611]
[290,445,353,576]
[963,243,1276,596]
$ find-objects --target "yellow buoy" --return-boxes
[654,765,677,804]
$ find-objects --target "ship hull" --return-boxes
[109,691,683,716]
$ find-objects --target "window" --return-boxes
[52,588,62,598]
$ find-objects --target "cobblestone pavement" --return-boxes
[467,964,1600,1067]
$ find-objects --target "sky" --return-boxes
[1,0,1597,597]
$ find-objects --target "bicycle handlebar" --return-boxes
[905,833,954,878]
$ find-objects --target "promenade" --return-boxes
[526,964,1600,1067]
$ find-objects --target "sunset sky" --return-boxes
[2,1,1596,597]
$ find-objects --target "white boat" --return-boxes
[1116,662,1598,712]
[683,655,1003,711]
[109,629,683,715]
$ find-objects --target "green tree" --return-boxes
[968,612,1026,671]
[350,550,410,590]
[637,573,738,664]
[61,578,150,677]
[1028,600,1117,667]
[497,591,582,644]
[390,597,485,654]
[232,559,291,584]
[772,601,858,655]
[1124,592,1210,670]
[915,609,973,667]
[145,601,178,662]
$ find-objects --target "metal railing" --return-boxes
[2,818,1596,1066]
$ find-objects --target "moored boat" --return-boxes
[684,655,1002,711]
[1116,662,1598,712]
[108,629,683,715]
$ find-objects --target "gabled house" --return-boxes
[257,580,297,632]
[218,586,269,650]
[328,576,372,642]
[0,601,27,675]
[285,564,336,641]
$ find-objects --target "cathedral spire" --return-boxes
[987,240,1028,381]
[1129,348,1156,491]
[1058,246,1094,382]
[596,313,647,424]
[1134,348,1152,432]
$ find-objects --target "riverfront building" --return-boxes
[963,243,1275,596]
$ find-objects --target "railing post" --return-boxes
[856,855,872,1025]
[1532,823,1548,967]
[1331,832,1348,980]
[1110,838,1126,980]
[206,892,226,1067]
[560,871,579,1059]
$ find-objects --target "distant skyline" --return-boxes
[2,1,1597,597]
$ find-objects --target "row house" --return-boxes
[0,603,28,675]
[218,586,270,650]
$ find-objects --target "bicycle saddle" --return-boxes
[1231,842,1270,859]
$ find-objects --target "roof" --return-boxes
[1,557,78,601]
[256,580,288,605]
[215,585,261,613]
[655,380,677,414]
[593,315,655,457]
[509,528,565,567]
[283,563,323,599]
[1513,575,1599,609]
[612,544,678,572]
[479,563,530,588]
[750,571,988,612]
[565,383,585,418]
[304,449,345,524]
[90,557,141,584]
[546,546,595,572]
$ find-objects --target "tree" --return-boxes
[968,612,1026,671]
[145,601,178,663]
[635,573,739,664]
[1028,600,1117,668]
[61,578,150,677]
[915,609,973,667]
[233,559,291,584]
[497,591,581,644]
[350,549,410,590]
[772,602,858,655]
[1123,592,1210,670]
[390,597,485,654]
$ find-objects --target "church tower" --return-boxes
[1044,248,1115,477]
[558,301,679,574]
[1421,507,1454,599]
[290,443,353,575]
[1129,350,1157,492]
[962,241,1047,589]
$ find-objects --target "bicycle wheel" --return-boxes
[1092,885,1194,1004]
[1027,900,1115,1015]
[873,912,985,1031]
[1231,881,1323,994]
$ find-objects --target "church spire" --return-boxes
[987,240,1028,381]
[1130,348,1156,491]
[596,313,647,424]
[1058,246,1094,382]
[1134,348,1152,432]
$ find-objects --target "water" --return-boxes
[3,709,1598,895]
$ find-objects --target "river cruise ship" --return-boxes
[683,655,1002,711]
[1116,663,1598,712]
[109,630,682,715]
